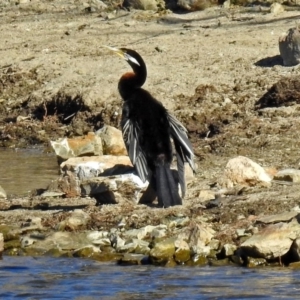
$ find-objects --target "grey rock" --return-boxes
[256,211,299,224]
[279,27,300,66]
[168,217,190,228]
[125,225,167,240]
[32,232,93,251]
[118,239,150,254]
[120,253,148,264]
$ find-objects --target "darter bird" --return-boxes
[105,46,195,207]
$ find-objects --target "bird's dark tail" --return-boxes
[155,163,182,208]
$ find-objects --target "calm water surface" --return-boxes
[0,148,58,196]
[1,256,300,299]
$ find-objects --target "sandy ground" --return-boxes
[1,2,300,245]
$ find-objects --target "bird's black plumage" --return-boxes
[107,47,195,207]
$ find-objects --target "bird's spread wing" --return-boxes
[167,112,195,197]
[122,119,150,182]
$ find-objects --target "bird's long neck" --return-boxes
[118,64,147,100]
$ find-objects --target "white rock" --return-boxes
[270,3,284,16]
[221,156,272,188]
[60,155,133,180]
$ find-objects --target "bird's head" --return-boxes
[104,46,147,90]
[104,46,141,66]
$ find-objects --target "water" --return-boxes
[0,148,58,196]
[1,256,300,299]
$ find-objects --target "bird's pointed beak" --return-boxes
[104,45,140,66]
[104,45,125,59]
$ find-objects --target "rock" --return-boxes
[177,0,211,11]
[125,225,167,240]
[87,231,109,242]
[51,170,81,197]
[247,257,267,267]
[168,217,190,229]
[96,125,127,156]
[50,132,103,163]
[208,239,220,251]
[81,173,147,203]
[0,233,3,258]
[222,243,237,257]
[73,245,101,258]
[198,189,215,202]
[150,237,176,264]
[41,191,65,197]
[236,228,250,237]
[21,234,43,248]
[60,155,133,179]
[0,185,7,199]
[273,169,300,183]
[123,0,164,10]
[279,27,300,66]
[174,239,191,263]
[61,209,91,230]
[31,231,93,251]
[51,155,135,198]
[48,155,142,199]
[270,3,284,16]
[191,253,208,266]
[177,223,215,256]
[223,0,230,9]
[117,239,150,254]
[256,211,299,224]
[221,156,272,188]
[110,234,125,250]
[120,253,149,265]
[239,219,300,260]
